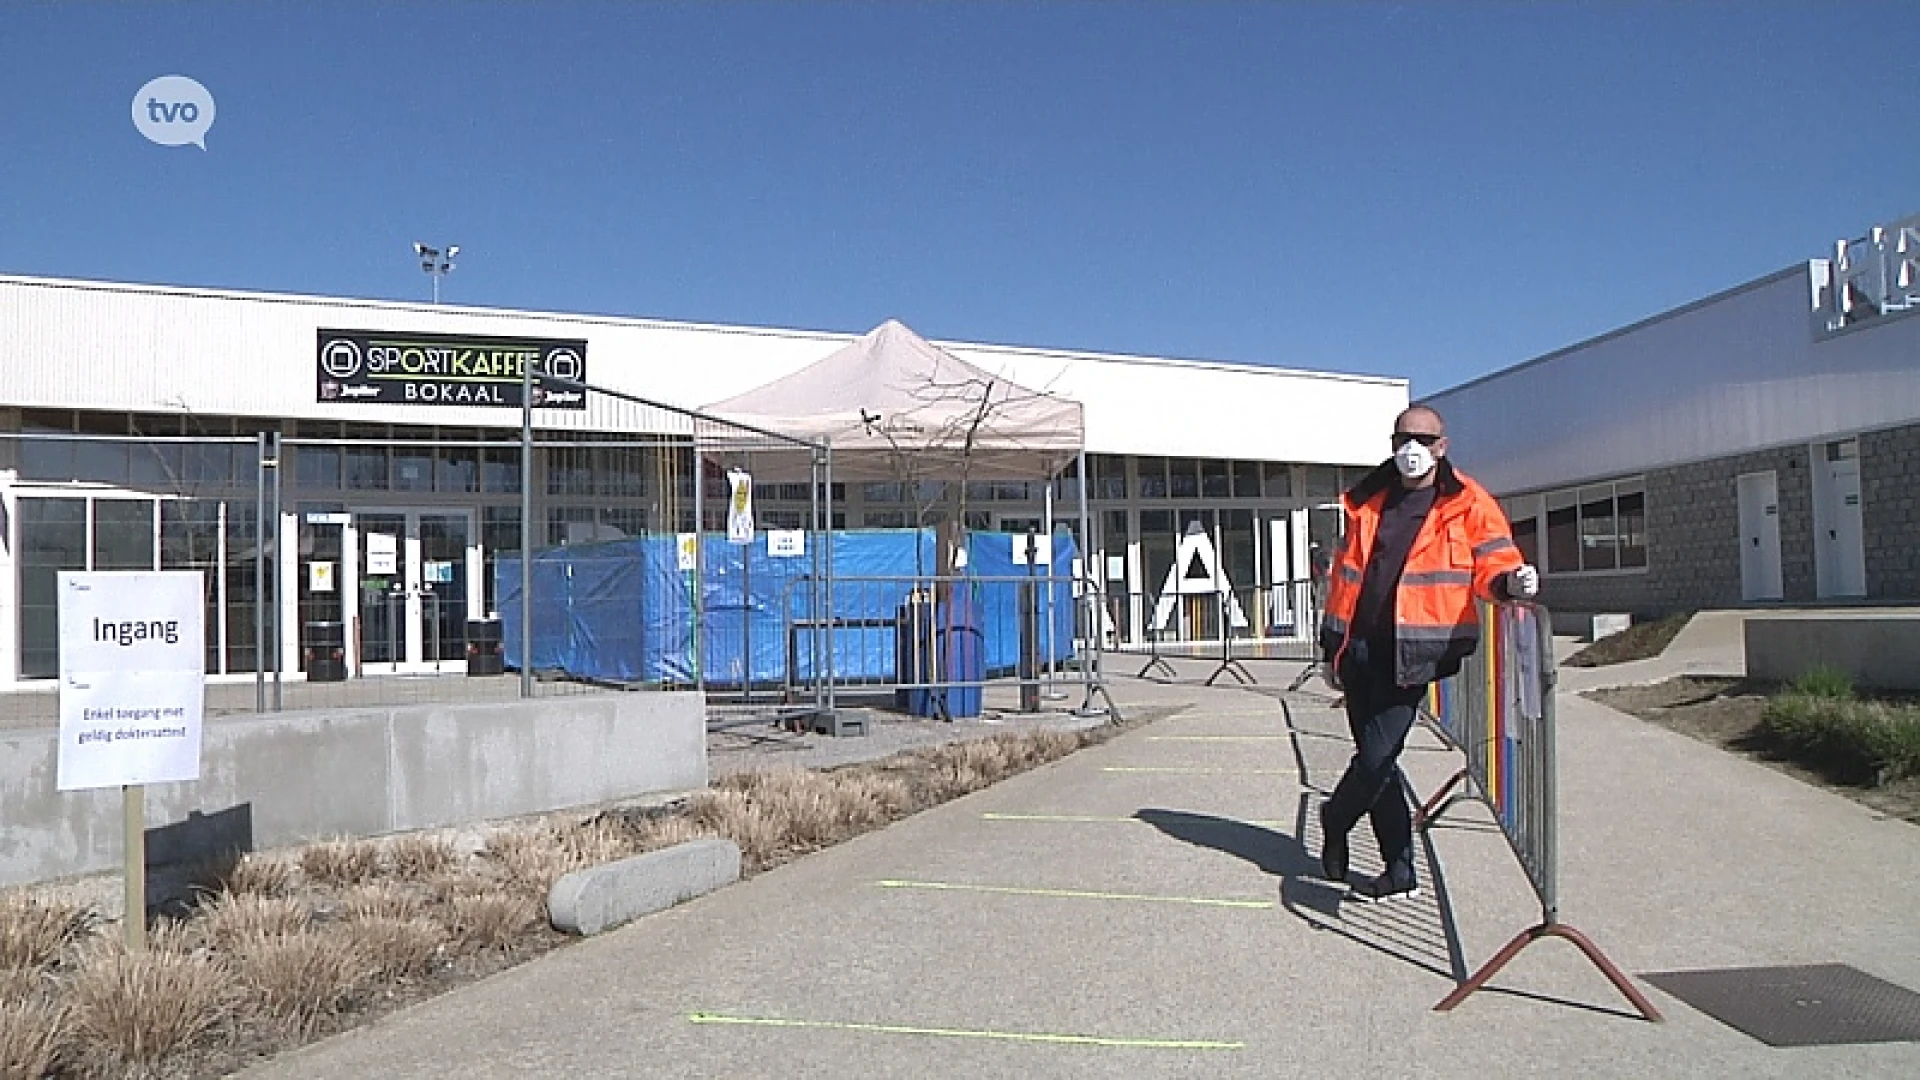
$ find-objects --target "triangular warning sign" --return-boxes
[1151,524,1247,631]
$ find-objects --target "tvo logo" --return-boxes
[132,76,216,149]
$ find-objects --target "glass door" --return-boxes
[351,509,480,675]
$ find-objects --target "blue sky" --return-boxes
[2,2,1914,395]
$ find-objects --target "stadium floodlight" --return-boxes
[414,241,457,303]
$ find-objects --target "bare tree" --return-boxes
[858,362,1069,582]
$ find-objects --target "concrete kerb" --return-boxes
[549,838,743,937]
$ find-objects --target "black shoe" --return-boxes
[1319,805,1348,882]
[1348,873,1420,903]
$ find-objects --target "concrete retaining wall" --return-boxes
[0,691,707,889]
[1744,616,1920,690]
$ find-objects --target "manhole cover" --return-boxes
[1644,964,1920,1047]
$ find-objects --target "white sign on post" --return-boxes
[726,469,755,545]
[676,533,699,572]
[57,571,206,791]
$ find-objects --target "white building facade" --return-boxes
[1424,214,1920,618]
[0,275,1406,687]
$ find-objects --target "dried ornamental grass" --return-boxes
[0,892,93,972]
[200,894,311,948]
[624,815,709,854]
[449,894,540,953]
[481,826,575,890]
[384,834,456,879]
[64,944,235,1073]
[228,930,371,1037]
[687,789,785,868]
[336,882,428,923]
[204,852,298,898]
[0,998,66,1079]
[341,917,446,980]
[300,838,381,888]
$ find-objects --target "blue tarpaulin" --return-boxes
[496,529,1076,687]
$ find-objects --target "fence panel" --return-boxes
[1418,601,1661,1020]
[1,431,272,728]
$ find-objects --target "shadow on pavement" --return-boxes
[1134,808,1319,878]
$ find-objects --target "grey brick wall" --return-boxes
[1536,443,1824,618]
[1860,422,1920,601]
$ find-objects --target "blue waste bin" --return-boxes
[936,593,984,718]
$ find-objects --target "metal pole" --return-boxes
[1074,450,1099,712]
[270,434,282,711]
[1042,476,1060,696]
[810,449,823,719]
[824,444,837,720]
[519,349,534,698]
[692,435,705,694]
[254,432,266,713]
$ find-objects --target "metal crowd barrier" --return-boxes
[1416,601,1662,1021]
[775,573,1116,726]
[1105,581,1320,686]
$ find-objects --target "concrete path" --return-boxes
[241,654,1920,1078]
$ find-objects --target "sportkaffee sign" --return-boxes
[316,329,588,409]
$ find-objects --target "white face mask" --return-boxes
[1393,440,1436,479]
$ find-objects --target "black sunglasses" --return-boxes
[1391,431,1443,448]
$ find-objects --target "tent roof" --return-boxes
[701,319,1085,481]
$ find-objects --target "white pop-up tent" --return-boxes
[701,319,1084,482]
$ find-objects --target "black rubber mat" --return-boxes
[1644,963,1920,1047]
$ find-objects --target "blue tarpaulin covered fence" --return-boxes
[496,529,1077,688]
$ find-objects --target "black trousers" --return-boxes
[1324,638,1428,884]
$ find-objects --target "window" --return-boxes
[1303,466,1342,500]
[1091,455,1127,500]
[863,482,906,504]
[482,447,521,493]
[1231,461,1262,498]
[18,498,86,678]
[1263,462,1294,499]
[94,500,156,570]
[546,447,595,496]
[1168,459,1200,499]
[1137,458,1168,499]
[1527,478,1647,574]
[1579,485,1617,571]
[436,445,480,493]
[1616,481,1646,568]
[863,510,908,528]
[1200,460,1230,499]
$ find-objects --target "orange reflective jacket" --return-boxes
[1318,458,1524,687]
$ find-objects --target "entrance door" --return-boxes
[1736,472,1783,602]
[1822,454,1867,597]
[352,509,480,674]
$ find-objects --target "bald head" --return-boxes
[1396,405,1445,434]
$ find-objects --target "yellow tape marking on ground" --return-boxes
[1146,735,1290,742]
[1101,766,1292,775]
[875,879,1275,909]
[688,1012,1243,1050]
[980,812,1287,828]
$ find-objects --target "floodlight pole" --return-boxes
[519,345,534,698]
[415,242,457,304]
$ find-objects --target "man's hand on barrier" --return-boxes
[1507,564,1539,600]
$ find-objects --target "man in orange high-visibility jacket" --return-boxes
[1316,405,1538,902]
